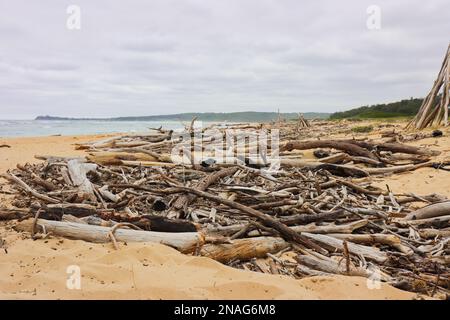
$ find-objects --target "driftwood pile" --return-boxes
[1,121,449,297]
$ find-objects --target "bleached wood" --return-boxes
[393,215,450,226]
[200,237,289,263]
[0,173,60,204]
[295,255,370,277]
[15,218,204,253]
[67,159,97,201]
[290,220,369,234]
[403,201,450,220]
[328,233,413,255]
[243,219,369,237]
[302,232,388,263]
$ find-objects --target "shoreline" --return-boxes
[0,134,116,173]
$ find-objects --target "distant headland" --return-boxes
[35,111,331,122]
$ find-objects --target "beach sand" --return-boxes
[371,134,450,199]
[2,131,447,299]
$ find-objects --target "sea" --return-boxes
[0,120,191,137]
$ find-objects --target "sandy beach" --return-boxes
[2,128,449,300]
[1,0,449,306]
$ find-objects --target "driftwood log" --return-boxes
[301,232,388,263]
[295,255,371,278]
[329,233,413,255]
[282,140,378,160]
[15,218,290,263]
[403,201,450,220]
[200,237,289,263]
[15,218,203,253]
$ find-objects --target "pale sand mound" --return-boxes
[0,225,417,299]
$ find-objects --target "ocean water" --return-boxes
[0,120,191,137]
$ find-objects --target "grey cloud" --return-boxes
[0,0,449,119]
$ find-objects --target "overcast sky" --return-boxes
[0,0,449,119]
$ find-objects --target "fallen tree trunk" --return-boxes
[34,155,86,162]
[281,160,370,177]
[39,204,198,232]
[315,163,369,177]
[295,255,371,278]
[393,215,450,227]
[280,159,323,168]
[343,140,440,156]
[87,150,173,165]
[289,220,369,234]
[280,209,347,225]
[375,142,440,157]
[318,153,348,164]
[14,219,286,262]
[403,201,450,220]
[302,232,388,263]
[208,219,368,237]
[248,220,368,236]
[282,140,378,160]
[87,151,159,165]
[328,233,413,255]
[365,162,432,175]
[200,237,289,263]
[418,228,450,239]
[15,218,204,253]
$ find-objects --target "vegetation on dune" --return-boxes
[330,98,423,120]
